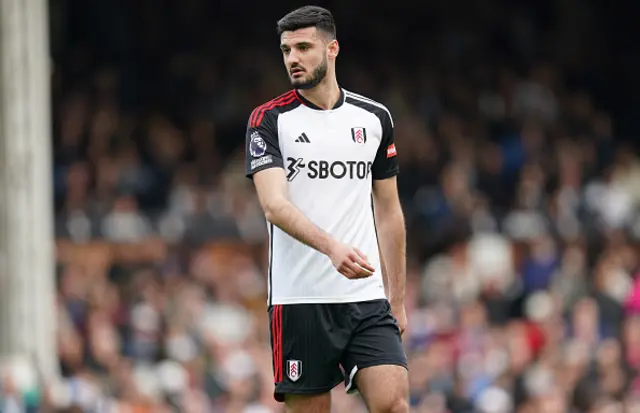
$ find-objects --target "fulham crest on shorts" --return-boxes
[287,360,302,382]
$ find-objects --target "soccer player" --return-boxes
[245,6,409,413]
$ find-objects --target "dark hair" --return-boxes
[276,6,336,39]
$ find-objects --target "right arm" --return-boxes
[253,167,334,256]
[244,109,374,279]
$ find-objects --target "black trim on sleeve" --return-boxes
[245,92,302,179]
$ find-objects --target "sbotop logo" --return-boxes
[286,157,373,182]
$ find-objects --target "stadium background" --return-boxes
[2,0,640,412]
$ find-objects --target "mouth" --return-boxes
[290,68,304,76]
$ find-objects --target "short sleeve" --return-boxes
[371,112,399,180]
[245,110,284,178]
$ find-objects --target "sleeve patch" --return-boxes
[249,131,267,158]
[250,155,273,170]
[386,144,397,158]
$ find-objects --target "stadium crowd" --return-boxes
[2,0,640,412]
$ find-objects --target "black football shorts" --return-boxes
[268,299,407,402]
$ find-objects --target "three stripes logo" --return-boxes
[295,133,311,143]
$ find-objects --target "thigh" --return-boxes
[269,303,348,403]
[354,365,409,413]
[341,300,408,394]
[284,393,332,413]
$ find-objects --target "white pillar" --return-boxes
[0,0,57,385]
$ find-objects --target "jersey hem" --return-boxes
[270,294,388,305]
[246,164,284,179]
[372,168,400,180]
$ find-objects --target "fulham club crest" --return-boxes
[351,127,367,145]
[287,360,302,382]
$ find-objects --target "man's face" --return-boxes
[280,27,335,89]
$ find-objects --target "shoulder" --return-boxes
[248,90,302,128]
[344,90,393,127]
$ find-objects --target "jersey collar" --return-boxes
[294,88,345,111]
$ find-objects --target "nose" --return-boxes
[286,50,301,66]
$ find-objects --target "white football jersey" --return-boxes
[245,88,399,305]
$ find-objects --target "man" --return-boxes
[244,6,409,413]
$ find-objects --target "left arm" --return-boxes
[370,107,407,333]
[372,177,407,312]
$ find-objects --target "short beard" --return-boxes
[292,56,328,90]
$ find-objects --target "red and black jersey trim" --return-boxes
[249,90,301,128]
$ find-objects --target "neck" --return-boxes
[297,76,341,110]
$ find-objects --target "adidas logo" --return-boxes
[295,133,310,143]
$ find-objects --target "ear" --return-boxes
[327,39,339,59]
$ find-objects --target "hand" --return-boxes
[328,242,376,280]
[391,303,407,336]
